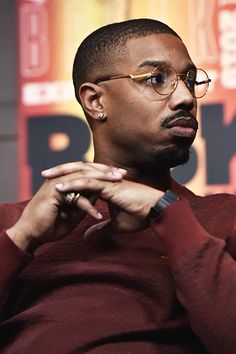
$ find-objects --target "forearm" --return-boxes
[0,231,32,319]
[151,199,236,354]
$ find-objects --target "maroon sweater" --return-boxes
[0,183,236,354]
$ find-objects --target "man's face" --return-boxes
[99,34,198,169]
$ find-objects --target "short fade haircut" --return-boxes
[72,18,180,103]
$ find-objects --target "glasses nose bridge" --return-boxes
[176,73,187,84]
[170,72,195,103]
[174,72,191,93]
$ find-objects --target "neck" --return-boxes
[94,152,173,191]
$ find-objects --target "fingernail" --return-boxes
[55,183,64,190]
[118,168,127,174]
[111,171,123,178]
[96,212,103,219]
[41,168,52,176]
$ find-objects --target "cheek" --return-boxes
[104,83,167,127]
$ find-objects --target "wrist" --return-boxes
[141,190,165,218]
[6,223,39,253]
[148,190,181,220]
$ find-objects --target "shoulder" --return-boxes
[0,200,29,230]
[191,192,236,210]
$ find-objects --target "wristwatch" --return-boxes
[148,190,181,220]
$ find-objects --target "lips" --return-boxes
[165,117,198,130]
[164,117,198,138]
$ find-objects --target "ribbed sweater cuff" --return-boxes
[0,231,33,271]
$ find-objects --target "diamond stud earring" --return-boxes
[98,112,106,121]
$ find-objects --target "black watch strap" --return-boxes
[148,190,181,220]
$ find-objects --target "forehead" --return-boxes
[119,34,194,72]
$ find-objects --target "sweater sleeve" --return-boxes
[0,230,33,319]
[151,198,236,354]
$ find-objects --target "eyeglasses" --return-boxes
[94,64,211,99]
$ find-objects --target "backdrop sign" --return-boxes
[18,0,236,199]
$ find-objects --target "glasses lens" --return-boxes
[150,65,176,95]
[187,68,210,98]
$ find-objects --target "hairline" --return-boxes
[72,19,181,103]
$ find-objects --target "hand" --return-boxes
[53,172,163,238]
[6,162,126,252]
[85,179,164,238]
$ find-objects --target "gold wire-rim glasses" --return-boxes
[94,65,211,99]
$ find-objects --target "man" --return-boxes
[0,18,236,354]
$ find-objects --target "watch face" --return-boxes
[148,190,181,220]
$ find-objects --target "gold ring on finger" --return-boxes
[63,192,81,205]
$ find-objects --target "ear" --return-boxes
[79,82,106,121]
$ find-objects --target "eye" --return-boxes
[149,70,168,86]
[186,78,195,91]
[186,69,197,80]
[185,70,197,91]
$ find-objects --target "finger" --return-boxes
[84,218,112,241]
[75,195,103,220]
[55,178,116,194]
[59,192,102,220]
[41,161,127,178]
[59,168,125,182]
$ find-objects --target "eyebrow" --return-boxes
[138,60,196,72]
[139,60,167,68]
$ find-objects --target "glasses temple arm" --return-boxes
[195,78,211,86]
[95,72,154,84]
[95,74,132,84]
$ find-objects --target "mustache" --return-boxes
[161,111,198,129]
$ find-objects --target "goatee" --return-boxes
[152,144,190,168]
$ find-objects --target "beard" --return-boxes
[151,140,191,168]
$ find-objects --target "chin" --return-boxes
[152,145,190,168]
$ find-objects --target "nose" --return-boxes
[168,79,196,111]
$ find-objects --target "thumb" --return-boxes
[84,218,112,241]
